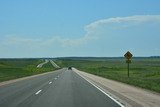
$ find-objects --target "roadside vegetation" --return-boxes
[56,57,160,93]
[0,59,57,82]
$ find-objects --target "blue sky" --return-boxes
[0,0,160,58]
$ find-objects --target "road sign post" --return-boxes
[124,51,133,77]
[128,61,129,77]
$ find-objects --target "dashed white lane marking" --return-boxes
[35,90,42,95]
[75,72,125,107]
[49,81,52,84]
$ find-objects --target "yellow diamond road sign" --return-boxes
[124,51,133,59]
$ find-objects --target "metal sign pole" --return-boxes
[124,51,133,78]
[128,61,129,77]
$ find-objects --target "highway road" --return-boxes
[50,60,60,68]
[0,68,122,107]
[37,59,49,68]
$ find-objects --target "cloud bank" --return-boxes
[1,15,160,57]
[3,15,160,46]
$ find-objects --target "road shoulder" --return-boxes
[73,68,160,107]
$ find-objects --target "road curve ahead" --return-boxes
[0,68,121,107]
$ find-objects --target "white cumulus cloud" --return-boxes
[85,15,160,31]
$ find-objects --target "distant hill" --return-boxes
[1,56,159,61]
[55,57,123,61]
[150,56,160,58]
[55,56,160,61]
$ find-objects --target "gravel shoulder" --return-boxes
[73,68,160,107]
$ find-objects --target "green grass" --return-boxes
[55,57,160,93]
[0,59,58,82]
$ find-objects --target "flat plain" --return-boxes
[56,57,160,93]
[0,59,56,82]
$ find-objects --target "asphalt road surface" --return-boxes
[37,59,49,68]
[0,68,121,107]
[49,60,60,68]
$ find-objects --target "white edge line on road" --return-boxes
[49,81,52,84]
[75,71,125,107]
[35,90,42,95]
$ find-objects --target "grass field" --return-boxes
[0,59,57,82]
[55,57,160,93]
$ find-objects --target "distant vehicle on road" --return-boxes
[68,67,72,70]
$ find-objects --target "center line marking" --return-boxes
[49,81,52,84]
[35,90,42,95]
